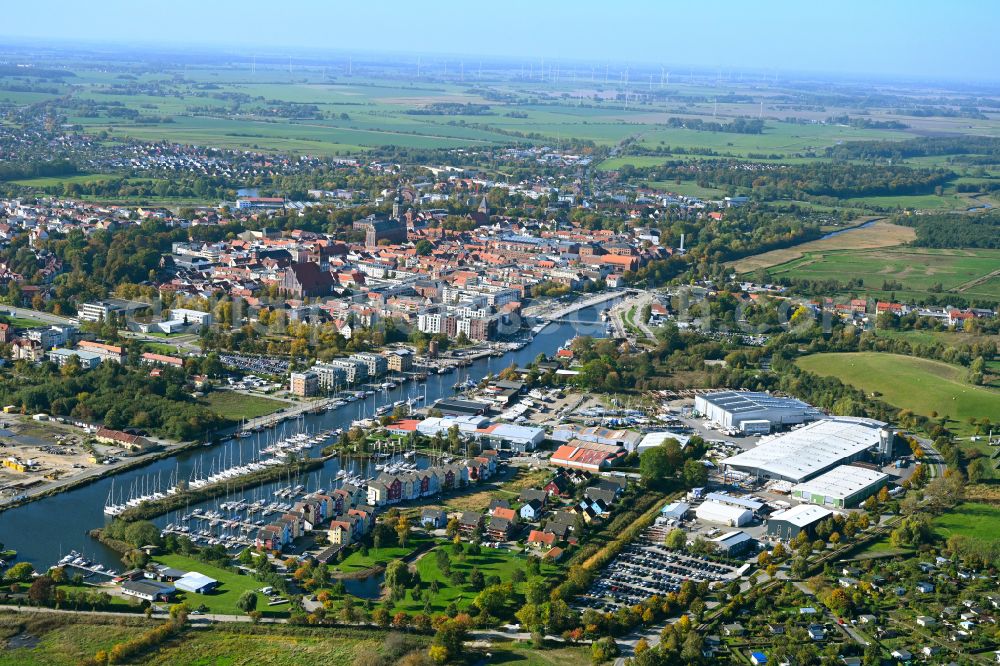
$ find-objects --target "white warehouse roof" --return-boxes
[695,500,753,526]
[697,391,822,418]
[637,431,691,451]
[792,465,889,501]
[722,417,887,483]
[704,492,764,512]
[768,504,833,528]
[174,571,218,593]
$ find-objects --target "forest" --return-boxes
[700,161,951,199]
[899,210,1000,248]
[661,117,765,134]
[825,135,1000,163]
[0,158,78,182]
[0,361,226,441]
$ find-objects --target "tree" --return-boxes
[591,636,620,663]
[373,607,391,628]
[473,584,511,616]
[432,617,470,663]
[123,520,163,548]
[5,561,34,582]
[680,631,704,662]
[682,459,708,489]
[396,516,411,548]
[639,445,675,488]
[469,568,485,591]
[385,559,411,590]
[968,458,990,483]
[665,528,687,550]
[28,576,55,605]
[237,591,258,615]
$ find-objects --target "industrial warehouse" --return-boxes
[721,417,894,483]
[766,504,835,541]
[791,465,890,508]
[695,391,823,433]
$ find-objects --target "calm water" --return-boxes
[0,304,612,569]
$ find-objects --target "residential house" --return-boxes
[421,508,447,529]
[458,511,482,536]
[520,498,544,522]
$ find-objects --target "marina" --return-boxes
[0,302,615,572]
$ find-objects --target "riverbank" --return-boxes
[0,438,204,516]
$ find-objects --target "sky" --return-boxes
[4,0,999,81]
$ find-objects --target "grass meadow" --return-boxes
[795,352,1000,434]
[763,246,1000,301]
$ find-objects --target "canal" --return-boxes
[0,303,613,570]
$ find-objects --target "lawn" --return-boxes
[795,352,1000,434]
[142,341,185,355]
[763,246,1000,301]
[199,391,286,421]
[933,502,1000,542]
[153,554,288,617]
[386,545,561,615]
[0,614,146,666]
[3,316,48,329]
[331,534,429,574]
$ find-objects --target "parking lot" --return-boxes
[577,525,743,612]
[219,353,289,376]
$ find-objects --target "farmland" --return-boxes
[730,219,913,274]
[795,352,1000,434]
[761,245,1000,301]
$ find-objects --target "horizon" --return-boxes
[3,0,999,84]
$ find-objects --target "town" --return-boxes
[0,7,999,666]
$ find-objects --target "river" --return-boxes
[818,218,879,240]
[0,303,613,571]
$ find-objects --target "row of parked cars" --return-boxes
[577,530,740,612]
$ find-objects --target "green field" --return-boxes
[766,247,1000,301]
[0,614,146,666]
[198,391,285,421]
[331,534,428,573]
[144,625,420,666]
[796,352,1000,434]
[153,554,288,617]
[142,341,185,355]
[3,316,48,329]
[12,60,984,160]
[384,545,560,615]
[933,502,1000,542]
[10,173,119,187]
[875,328,1000,349]
[647,179,729,199]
